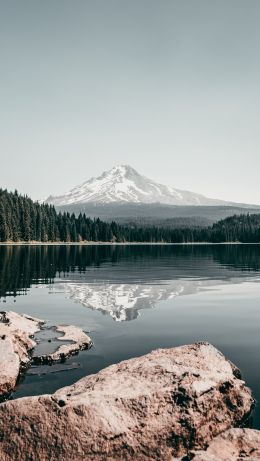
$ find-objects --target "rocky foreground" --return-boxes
[0,311,92,398]
[0,341,259,460]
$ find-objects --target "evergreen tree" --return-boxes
[0,202,8,241]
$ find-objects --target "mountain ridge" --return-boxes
[47,164,250,208]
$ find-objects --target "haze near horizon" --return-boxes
[0,0,260,204]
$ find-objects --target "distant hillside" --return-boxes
[56,202,260,225]
[114,216,212,228]
[211,213,260,242]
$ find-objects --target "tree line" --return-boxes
[1,188,260,243]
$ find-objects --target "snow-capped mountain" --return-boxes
[46,165,235,207]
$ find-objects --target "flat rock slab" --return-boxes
[0,342,254,461]
[33,325,92,363]
[191,428,260,460]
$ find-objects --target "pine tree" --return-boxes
[0,202,8,241]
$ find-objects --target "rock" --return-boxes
[0,337,20,397]
[0,311,92,397]
[0,311,43,397]
[0,342,254,461]
[191,428,260,460]
[33,325,92,364]
[53,325,92,358]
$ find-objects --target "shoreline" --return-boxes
[0,241,260,246]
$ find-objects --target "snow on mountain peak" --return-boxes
[46,164,233,207]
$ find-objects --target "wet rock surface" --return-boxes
[0,311,92,398]
[32,324,92,364]
[0,342,255,461]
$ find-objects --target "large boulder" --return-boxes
[0,342,254,460]
[192,428,260,460]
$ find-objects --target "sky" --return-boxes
[0,0,260,204]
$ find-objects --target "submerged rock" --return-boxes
[0,342,254,460]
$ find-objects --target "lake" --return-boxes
[1,244,260,427]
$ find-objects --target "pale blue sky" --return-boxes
[0,0,260,203]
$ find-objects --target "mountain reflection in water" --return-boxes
[1,244,260,321]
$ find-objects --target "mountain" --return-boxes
[46,164,241,207]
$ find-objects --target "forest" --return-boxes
[1,188,260,243]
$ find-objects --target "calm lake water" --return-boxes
[1,244,260,427]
